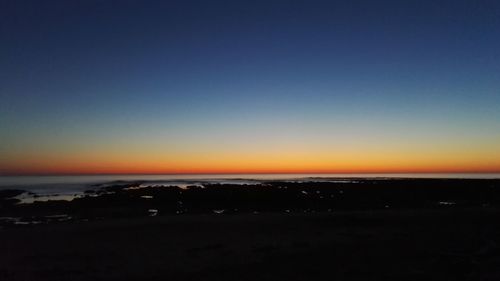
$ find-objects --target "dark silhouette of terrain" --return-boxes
[1,179,499,222]
[0,179,499,280]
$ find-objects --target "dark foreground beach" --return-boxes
[1,179,500,280]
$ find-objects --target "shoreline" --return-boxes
[1,178,500,226]
[1,179,499,280]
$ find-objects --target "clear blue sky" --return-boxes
[1,0,500,174]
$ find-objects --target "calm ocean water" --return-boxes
[1,173,499,191]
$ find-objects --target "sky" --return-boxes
[1,0,500,175]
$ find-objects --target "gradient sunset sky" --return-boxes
[1,0,500,175]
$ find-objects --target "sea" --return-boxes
[1,173,499,203]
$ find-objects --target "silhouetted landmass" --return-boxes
[0,189,23,209]
[0,179,499,280]
[1,179,499,223]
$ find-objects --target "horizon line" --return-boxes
[2,171,500,177]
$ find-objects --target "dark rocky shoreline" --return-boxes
[1,179,500,281]
[1,178,499,226]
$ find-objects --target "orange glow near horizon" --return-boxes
[3,166,500,176]
[2,1,500,177]
[2,128,500,176]
[2,150,499,175]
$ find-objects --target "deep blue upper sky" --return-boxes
[1,0,500,174]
